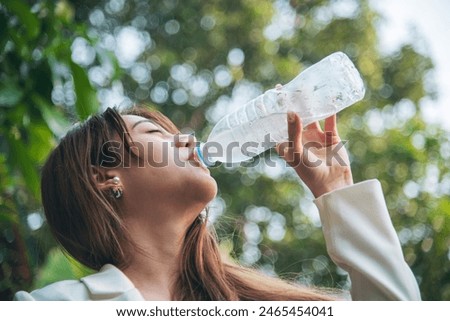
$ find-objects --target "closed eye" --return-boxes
[147,129,162,134]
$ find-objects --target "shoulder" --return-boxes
[15,279,87,301]
[14,264,144,301]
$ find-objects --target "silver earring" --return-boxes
[111,177,123,199]
[198,209,208,223]
[111,188,123,199]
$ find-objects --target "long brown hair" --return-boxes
[41,106,334,300]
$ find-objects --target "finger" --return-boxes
[279,112,302,164]
[287,112,302,150]
[291,113,303,153]
[276,140,300,166]
[324,114,340,145]
[324,114,338,136]
[303,120,324,143]
[304,121,323,134]
[275,141,289,158]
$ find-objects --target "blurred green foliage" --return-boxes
[1,0,449,300]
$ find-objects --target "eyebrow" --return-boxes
[132,119,158,130]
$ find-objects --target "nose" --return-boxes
[174,133,197,149]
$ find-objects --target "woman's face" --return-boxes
[116,115,217,224]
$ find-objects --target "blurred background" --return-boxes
[1,0,449,300]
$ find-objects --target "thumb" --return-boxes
[276,112,303,164]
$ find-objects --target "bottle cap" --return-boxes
[195,143,215,168]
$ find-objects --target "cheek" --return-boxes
[144,143,189,168]
[128,139,175,167]
[142,142,171,166]
[181,169,218,203]
[125,142,217,202]
[125,166,217,214]
[156,163,217,201]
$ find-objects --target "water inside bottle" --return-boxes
[203,112,288,164]
[198,52,365,166]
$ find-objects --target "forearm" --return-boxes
[314,179,421,300]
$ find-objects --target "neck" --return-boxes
[123,201,203,300]
[121,214,191,300]
[119,195,207,300]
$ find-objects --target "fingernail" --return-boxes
[288,112,295,123]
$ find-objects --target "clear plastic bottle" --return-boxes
[196,51,365,166]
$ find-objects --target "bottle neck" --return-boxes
[195,143,215,167]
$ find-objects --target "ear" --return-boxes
[91,166,124,193]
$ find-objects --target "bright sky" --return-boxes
[370,0,450,131]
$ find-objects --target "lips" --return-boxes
[189,148,209,171]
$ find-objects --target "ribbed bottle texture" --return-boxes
[198,52,365,165]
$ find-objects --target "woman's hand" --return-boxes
[276,111,353,198]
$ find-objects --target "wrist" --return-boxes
[311,173,354,198]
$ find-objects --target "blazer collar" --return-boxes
[80,264,145,300]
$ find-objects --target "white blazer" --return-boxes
[15,179,421,301]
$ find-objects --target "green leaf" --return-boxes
[0,83,23,107]
[70,61,99,120]
[2,0,41,40]
[27,123,54,163]
[32,94,70,137]
[6,134,40,200]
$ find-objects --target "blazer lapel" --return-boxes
[80,264,145,300]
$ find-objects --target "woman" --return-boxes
[15,106,420,300]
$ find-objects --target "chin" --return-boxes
[209,179,218,200]
[180,165,218,206]
[183,178,217,223]
[199,175,218,203]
